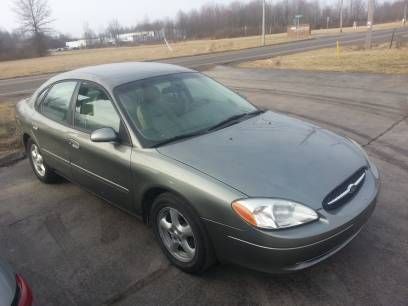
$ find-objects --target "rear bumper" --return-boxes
[204,174,378,273]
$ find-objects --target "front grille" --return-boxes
[322,167,367,210]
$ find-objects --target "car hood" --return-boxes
[0,259,16,306]
[157,111,367,210]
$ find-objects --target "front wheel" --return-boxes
[151,193,215,273]
[27,139,60,183]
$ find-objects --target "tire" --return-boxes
[151,192,216,273]
[27,138,60,183]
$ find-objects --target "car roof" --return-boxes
[47,62,195,90]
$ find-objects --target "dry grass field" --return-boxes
[239,43,408,74]
[0,22,403,159]
[0,33,293,79]
[0,22,400,79]
[312,21,402,36]
[0,99,21,158]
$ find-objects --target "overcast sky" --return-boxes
[0,0,255,37]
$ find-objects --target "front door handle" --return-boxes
[32,125,38,130]
[67,139,80,149]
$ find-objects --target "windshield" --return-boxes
[115,72,257,146]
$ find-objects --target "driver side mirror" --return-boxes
[90,127,118,143]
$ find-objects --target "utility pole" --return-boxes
[404,0,407,26]
[261,0,266,46]
[365,0,374,49]
[339,0,343,32]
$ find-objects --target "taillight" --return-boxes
[15,274,33,306]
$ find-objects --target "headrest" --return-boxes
[87,89,103,101]
[143,85,161,104]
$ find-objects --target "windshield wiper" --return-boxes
[207,109,265,132]
[152,129,209,147]
[153,109,265,147]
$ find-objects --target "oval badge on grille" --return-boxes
[323,167,367,210]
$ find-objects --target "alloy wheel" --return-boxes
[31,144,46,177]
[157,207,196,263]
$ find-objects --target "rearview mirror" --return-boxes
[90,127,118,143]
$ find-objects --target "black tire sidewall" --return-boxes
[151,192,213,273]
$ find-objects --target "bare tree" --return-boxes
[83,23,96,48]
[13,0,53,56]
[106,19,122,45]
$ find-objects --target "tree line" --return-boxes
[0,0,407,61]
[167,0,406,39]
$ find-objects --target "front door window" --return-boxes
[74,83,121,133]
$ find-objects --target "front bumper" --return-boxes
[203,170,379,273]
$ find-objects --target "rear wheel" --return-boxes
[27,139,59,183]
[151,193,215,273]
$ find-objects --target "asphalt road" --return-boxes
[1,66,407,306]
[1,27,407,99]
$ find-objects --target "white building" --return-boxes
[66,37,106,49]
[65,31,160,49]
[118,31,156,43]
[65,39,87,49]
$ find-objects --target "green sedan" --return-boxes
[16,62,380,273]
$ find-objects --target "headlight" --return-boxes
[232,199,318,229]
[348,138,379,179]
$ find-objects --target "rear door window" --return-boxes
[41,81,77,124]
